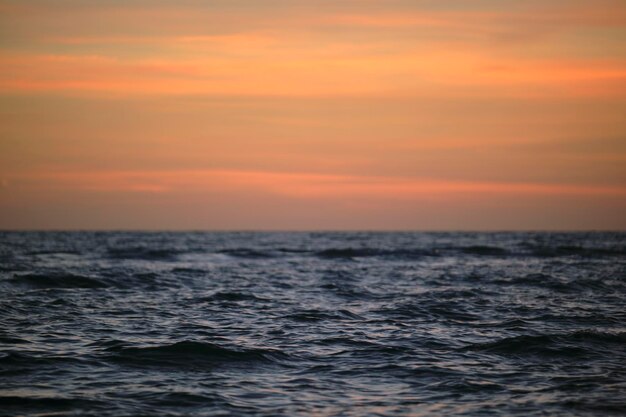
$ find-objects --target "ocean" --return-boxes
[0,231,624,416]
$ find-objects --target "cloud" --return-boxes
[1,51,623,99]
[1,0,624,99]
[6,169,626,199]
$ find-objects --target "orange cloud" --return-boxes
[5,170,625,200]
[1,51,624,98]
[2,0,624,99]
[323,5,626,31]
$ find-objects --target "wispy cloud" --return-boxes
[1,51,623,98]
[6,169,626,199]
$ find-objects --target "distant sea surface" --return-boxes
[1,231,625,416]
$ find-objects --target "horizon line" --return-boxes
[1,229,624,233]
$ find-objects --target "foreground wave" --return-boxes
[464,330,626,358]
[104,340,289,367]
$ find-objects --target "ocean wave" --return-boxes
[464,330,626,358]
[104,340,289,367]
[9,273,108,289]
[533,313,625,326]
[199,291,266,302]
[106,247,181,261]
[428,378,506,394]
[0,351,86,375]
[0,334,30,344]
[284,309,364,322]
[26,250,81,256]
[314,246,513,259]
[525,244,626,258]
[136,391,221,407]
[493,273,616,292]
[217,249,276,258]
[329,343,414,358]
[15,271,166,291]
[376,299,482,323]
[457,245,509,256]
[0,395,105,410]
[319,283,381,300]
[559,400,626,414]
[171,267,207,274]
[315,248,434,259]
[307,243,626,260]
[316,337,380,348]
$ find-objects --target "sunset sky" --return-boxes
[1,0,625,230]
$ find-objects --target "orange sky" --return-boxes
[1,0,625,230]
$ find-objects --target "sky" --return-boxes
[0,0,625,230]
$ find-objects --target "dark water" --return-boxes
[1,232,625,416]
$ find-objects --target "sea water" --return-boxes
[0,232,624,416]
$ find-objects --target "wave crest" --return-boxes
[10,273,108,289]
[107,247,180,261]
[104,341,288,367]
[464,330,626,358]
